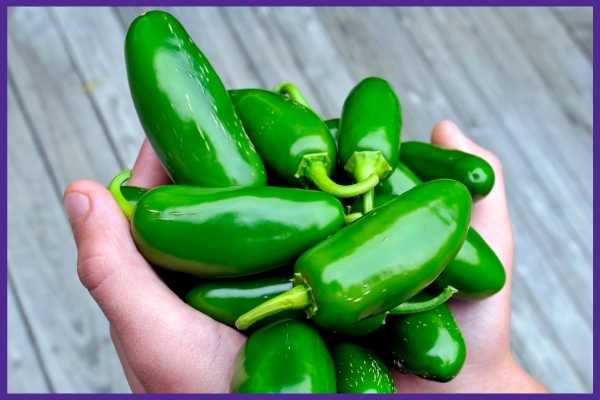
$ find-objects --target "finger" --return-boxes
[63,180,181,329]
[111,325,146,393]
[430,120,514,270]
[129,139,171,188]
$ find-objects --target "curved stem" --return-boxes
[305,161,379,198]
[235,285,311,330]
[388,286,457,315]
[344,212,363,224]
[274,82,311,109]
[108,169,135,221]
[362,189,374,213]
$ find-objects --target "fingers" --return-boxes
[430,120,514,271]
[63,179,180,329]
[129,139,171,188]
[111,325,146,393]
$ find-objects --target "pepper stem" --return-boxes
[274,82,311,109]
[388,286,458,315]
[108,169,135,221]
[304,160,379,198]
[344,212,363,224]
[235,285,311,330]
[362,189,374,213]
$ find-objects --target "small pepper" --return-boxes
[352,161,505,298]
[126,11,266,187]
[109,170,344,278]
[229,89,378,198]
[185,272,302,329]
[373,293,467,382]
[236,179,471,331]
[333,342,395,393]
[231,319,336,393]
[339,77,402,212]
[400,141,495,196]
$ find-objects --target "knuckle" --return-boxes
[77,252,115,294]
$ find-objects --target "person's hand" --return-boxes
[63,141,245,393]
[393,120,546,393]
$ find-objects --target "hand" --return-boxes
[393,121,546,393]
[63,141,245,393]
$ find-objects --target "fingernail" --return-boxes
[64,192,90,223]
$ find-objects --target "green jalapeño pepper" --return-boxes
[236,179,471,331]
[231,319,336,393]
[229,89,378,198]
[121,185,147,207]
[352,162,505,298]
[185,272,302,329]
[400,141,495,196]
[339,77,402,212]
[109,170,344,278]
[333,342,395,393]
[325,118,341,146]
[126,11,266,187]
[374,293,467,382]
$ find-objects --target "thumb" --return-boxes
[63,180,181,329]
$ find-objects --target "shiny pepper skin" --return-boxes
[333,342,395,393]
[131,185,345,277]
[231,319,336,393]
[126,11,266,187]
[375,293,466,382]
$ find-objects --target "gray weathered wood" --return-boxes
[553,7,593,61]
[7,285,51,393]
[8,8,129,392]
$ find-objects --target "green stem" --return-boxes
[388,286,457,315]
[362,189,374,213]
[274,82,311,109]
[235,285,311,330]
[344,212,363,224]
[108,169,135,221]
[305,161,379,198]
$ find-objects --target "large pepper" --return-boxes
[352,162,505,299]
[229,89,378,198]
[333,342,395,393]
[109,170,344,278]
[231,319,336,393]
[339,77,402,212]
[373,293,467,382]
[185,273,301,329]
[236,179,471,331]
[125,11,266,187]
[400,141,495,196]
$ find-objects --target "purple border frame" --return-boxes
[2,1,596,397]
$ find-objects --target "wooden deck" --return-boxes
[7,7,593,393]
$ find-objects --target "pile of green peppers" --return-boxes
[112,10,506,393]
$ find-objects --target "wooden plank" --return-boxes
[496,8,592,133]
[7,284,51,393]
[50,7,143,168]
[8,7,121,188]
[553,7,593,61]
[319,7,591,392]
[7,8,129,392]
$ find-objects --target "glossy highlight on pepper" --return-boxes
[353,161,505,298]
[126,10,266,187]
[400,141,495,196]
[236,179,472,331]
[333,342,395,393]
[229,89,379,198]
[375,293,467,382]
[109,170,345,278]
[231,319,336,393]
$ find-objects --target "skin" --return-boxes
[63,121,546,393]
